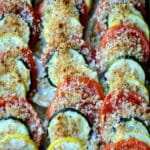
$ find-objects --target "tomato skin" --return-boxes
[99,90,146,123]
[21,48,38,99]
[79,0,89,25]
[104,138,150,150]
[47,76,104,122]
[70,36,96,63]
[0,96,44,146]
[24,3,40,50]
[18,3,40,50]
[98,25,150,63]
[36,0,45,18]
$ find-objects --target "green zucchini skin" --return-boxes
[119,117,150,133]
[45,50,57,88]
[45,51,57,88]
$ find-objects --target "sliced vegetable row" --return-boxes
[0,0,40,99]
[32,0,99,107]
[0,0,43,149]
[36,0,112,149]
[38,0,96,84]
[92,0,150,149]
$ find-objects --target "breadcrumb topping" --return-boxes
[0,14,30,43]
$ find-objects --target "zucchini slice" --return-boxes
[42,16,82,44]
[48,108,91,143]
[46,49,98,87]
[108,78,149,103]
[0,134,38,150]
[0,14,30,43]
[47,137,84,150]
[0,117,29,140]
[112,118,150,146]
[0,72,27,99]
[109,13,149,40]
[15,59,31,92]
[0,34,27,52]
[105,58,145,88]
[108,4,143,27]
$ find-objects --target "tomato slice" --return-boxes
[100,90,146,122]
[47,76,104,123]
[96,0,146,33]
[97,25,150,72]
[0,0,40,49]
[38,0,89,25]
[0,48,38,99]
[0,96,44,146]
[78,0,89,25]
[104,138,150,150]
